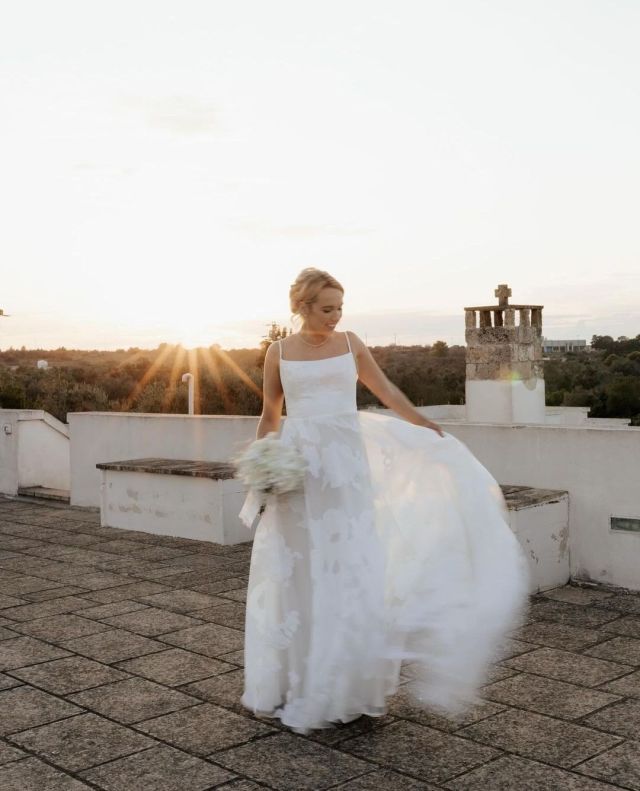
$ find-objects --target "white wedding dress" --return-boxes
[239,333,529,732]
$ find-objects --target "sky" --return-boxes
[1,0,639,350]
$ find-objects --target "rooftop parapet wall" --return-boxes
[444,421,640,591]
[68,412,258,508]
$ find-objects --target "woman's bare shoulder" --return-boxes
[346,330,367,351]
[264,340,281,366]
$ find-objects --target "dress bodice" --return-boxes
[279,351,358,419]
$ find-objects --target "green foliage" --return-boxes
[134,381,168,413]
[258,322,291,368]
[2,335,640,422]
[0,364,111,421]
[546,389,565,407]
[606,377,640,418]
[356,345,465,408]
[431,340,449,357]
[545,344,640,420]
[591,335,615,352]
[592,334,640,355]
[0,368,25,408]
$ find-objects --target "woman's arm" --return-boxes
[348,331,444,437]
[256,341,285,439]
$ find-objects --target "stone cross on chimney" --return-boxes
[495,284,512,307]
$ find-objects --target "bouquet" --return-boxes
[234,433,306,518]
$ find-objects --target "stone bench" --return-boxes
[501,484,570,593]
[97,458,569,585]
[97,458,250,545]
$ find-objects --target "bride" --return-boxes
[239,267,528,733]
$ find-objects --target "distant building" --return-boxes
[37,360,49,369]
[542,338,589,354]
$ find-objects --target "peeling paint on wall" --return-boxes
[118,503,141,514]
[557,524,569,557]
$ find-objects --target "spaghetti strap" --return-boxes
[345,331,358,374]
[278,339,283,360]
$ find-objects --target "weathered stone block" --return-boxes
[473,363,490,380]
[517,325,537,344]
[465,310,477,328]
[467,345,513,364]
[493,344,515,362]
[475,327,517,344]
[465,347,485,364]
[518,345,534,362]
[475,362,503,380]
[465,346,485,365]
[511,362,535,380]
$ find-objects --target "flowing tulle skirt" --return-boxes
[240,410,529,732]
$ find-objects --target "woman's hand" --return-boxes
[420,417,445,437]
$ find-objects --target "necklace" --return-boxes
[298,331,331,348]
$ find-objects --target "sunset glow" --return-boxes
[2,1,639,350]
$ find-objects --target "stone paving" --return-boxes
[0,496,639,790]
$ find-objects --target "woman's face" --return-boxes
[304,287,344,333]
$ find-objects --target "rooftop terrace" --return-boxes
[0,496,639,791]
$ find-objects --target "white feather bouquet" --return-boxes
[234,432,306,514]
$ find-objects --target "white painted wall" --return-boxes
[507,494,570,593]
[368,404,466,421]
[411,404,591,426]
[441,421,640,590]
[0,410,70,495]
[69,412,258,508]
[18,414,70,491]
[99,468,251,544]
[465,379,546,424]
[586,418,632,427]
[545,407,590,426]
[0,410,20,495]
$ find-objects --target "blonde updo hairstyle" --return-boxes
[289,267,344,324]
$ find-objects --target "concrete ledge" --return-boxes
[17,486,70,503]
[97,458,235,479]
[501,484,568,510]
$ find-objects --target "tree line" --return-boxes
[544,334,640,423]
[0,331,638,425]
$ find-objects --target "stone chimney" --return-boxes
[464,284,545,423]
